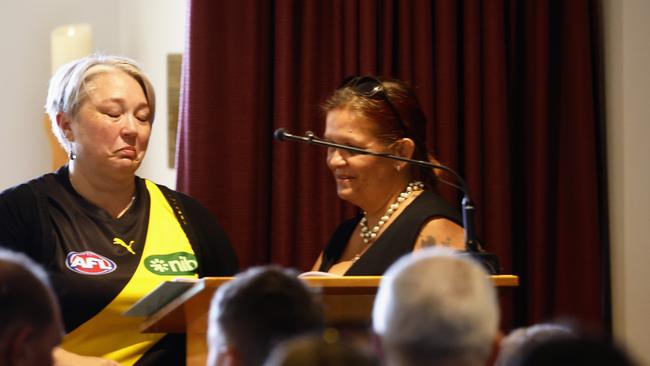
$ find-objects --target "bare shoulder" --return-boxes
[414,218,465,251]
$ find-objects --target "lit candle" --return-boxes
[47,24,93,170]
[50,24,92,74]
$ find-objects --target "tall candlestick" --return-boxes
[50,24,92,74]
[47,24,93,170]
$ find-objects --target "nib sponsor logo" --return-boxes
[66,251,117,275]
[145,252,198,276]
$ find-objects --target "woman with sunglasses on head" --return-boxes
[311,76,465,276]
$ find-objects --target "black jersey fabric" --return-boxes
[318,190,462,275]
[0,166,238,365]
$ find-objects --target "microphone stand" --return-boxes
[274,129,500,274]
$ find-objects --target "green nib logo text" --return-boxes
[145,252,198,275]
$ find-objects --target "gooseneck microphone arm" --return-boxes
[274,128,480,252]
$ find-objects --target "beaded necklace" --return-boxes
[354,181,424,261]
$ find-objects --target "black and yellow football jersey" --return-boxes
[0,166,238,365]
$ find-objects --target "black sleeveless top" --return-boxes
[318,190,462,275]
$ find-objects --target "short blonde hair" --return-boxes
[45,54,156,153]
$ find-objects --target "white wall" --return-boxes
[0,0,184,190]
[0,1,117,189]
[604,0,650,365]
[118,0,186,188]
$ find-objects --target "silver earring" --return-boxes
[395,164,401,172]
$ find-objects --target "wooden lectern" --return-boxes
[127,275,518,366]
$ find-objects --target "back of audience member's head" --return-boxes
[0,248,63,366]
[207,265,325,366]
[495,322,576,366]
[512,336,636,366]
[264,332,379,366]
[372,247,499,366]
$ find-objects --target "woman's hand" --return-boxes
[53,347,121,366]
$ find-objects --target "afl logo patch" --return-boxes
[65,251,117,275]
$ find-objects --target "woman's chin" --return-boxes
[336,187,356,202]
[110,157,142,173]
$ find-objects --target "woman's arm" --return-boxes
[0,184,43,257]
[173,190,239,277]
[413,218,466,251]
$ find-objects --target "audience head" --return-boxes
[45,54,156,154]
[512,336,635,366]
[264,332,379,366]
[207,265,325,366]
[0,248,63,366]
[372,247,499,366]
[495,322,576,366]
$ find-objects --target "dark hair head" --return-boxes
[210,266,325,366]
[322,76,439,189]
[0,249,58,343]
[513,337,636,366]
[495,322,576,366]
[264,333,379,366]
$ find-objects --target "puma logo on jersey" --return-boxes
[112,237,136,254]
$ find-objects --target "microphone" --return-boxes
[273,128,500,274]
[273,128,290,141]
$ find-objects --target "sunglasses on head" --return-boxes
[338,75,409,135]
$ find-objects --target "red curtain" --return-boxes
[177,0,608,332]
